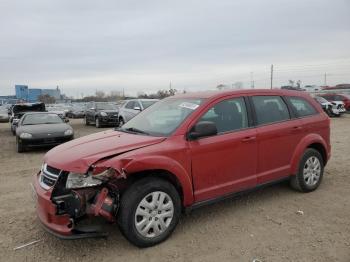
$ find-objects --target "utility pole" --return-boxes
[270,64,274,89]
[324,73,327,86]
[250,72,255,89]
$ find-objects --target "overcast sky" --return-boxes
[0,0,349,97]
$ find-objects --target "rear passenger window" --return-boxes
[287,97,317,117]
[125,101,135,109]
[199,97,248,133]
[252,96,290,125]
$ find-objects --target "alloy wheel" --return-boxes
[134,191,174,238]
[303,156,321,186]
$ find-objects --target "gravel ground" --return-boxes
[0,116,349,262]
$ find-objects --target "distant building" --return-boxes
[15,85,62,102]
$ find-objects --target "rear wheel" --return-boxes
[118,177,181,247]
[290,148,324,192]
[16,137,25,153]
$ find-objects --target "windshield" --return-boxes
[120,98,203,136]
[96,103,116,110]
[22,113,63,125]
[141,100,158,109]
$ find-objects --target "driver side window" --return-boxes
[199,97,248,134]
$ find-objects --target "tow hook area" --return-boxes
[51,186,119,238]
[90,187,117,222]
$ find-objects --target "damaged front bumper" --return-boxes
[32,170,119,239]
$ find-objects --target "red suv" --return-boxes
[33,89,331,247]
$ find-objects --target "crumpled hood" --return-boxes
[44,130,165,173]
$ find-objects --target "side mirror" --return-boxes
[188,121,217,140]
[65,118,69,123]
[12,119,19,126]
[133,106,141,111]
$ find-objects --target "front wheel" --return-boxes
[16,137,25,153]
[118,178,181,247]
[118,118,125,127]
[84,117,89,126]
[95,118,101,128]
[290,148,324,192]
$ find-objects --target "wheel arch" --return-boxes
[104,155,194,207]
[290,134,329,175]
[124,169,185,206]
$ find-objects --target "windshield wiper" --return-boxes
[122,127,150,135]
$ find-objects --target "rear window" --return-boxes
[287,97,318,117]
[252,96,290,125]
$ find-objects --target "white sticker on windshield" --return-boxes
[179,102,199,110]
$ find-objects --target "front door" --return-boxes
[189,97,257,202]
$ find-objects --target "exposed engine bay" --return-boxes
[43,165,125,236]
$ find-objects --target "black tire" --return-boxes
[95,117,101,128]
[325,108,333,117]
[84,117,89,126]
[118,177,181,247]
[119,117,125,127]
[16,137,25,153]
[290,148,324,192]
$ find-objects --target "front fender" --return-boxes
[101,155,194,206]
[290,134,328,175]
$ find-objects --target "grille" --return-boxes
[39,164,62,190]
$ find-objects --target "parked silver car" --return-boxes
[118,99,159,126]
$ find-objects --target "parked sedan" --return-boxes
[10,102,46,135]
[16,112,74,153]
[319,93,350,111]
[313,96,341,117]
[47,106,67,120]
[84,102,119,128]
[118,99,159,126]
[66,105,85,118]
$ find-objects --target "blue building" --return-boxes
[15,85,29,101]
[14,85,62,102]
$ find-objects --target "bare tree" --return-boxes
[38,94,56,104]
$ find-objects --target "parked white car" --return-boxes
[313,96,342,117]
[118,99,159,126]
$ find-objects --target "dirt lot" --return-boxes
[0,116,349,262]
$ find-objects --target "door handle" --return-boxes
[241,136,256,142]
[291,126,303,132]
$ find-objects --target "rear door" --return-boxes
[250,95,304,184]
[189,96,258,202]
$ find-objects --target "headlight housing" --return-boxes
[66,167,117,189]
[64,129,73,136]
[66,173,103,189]
[100,112,107,117]
[20,132,32,139]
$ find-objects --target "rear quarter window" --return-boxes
[287,97,318,117]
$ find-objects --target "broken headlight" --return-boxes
[66,168,117,189]
[66,173,103,189]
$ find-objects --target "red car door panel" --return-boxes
[255,118,304,184]
[190,128,257,202]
